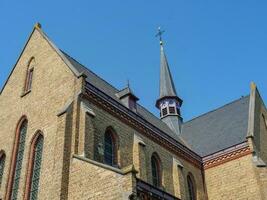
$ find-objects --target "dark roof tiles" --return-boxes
[159,45,177,99]
[181,96,250,156]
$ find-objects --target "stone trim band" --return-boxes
[203,142,251,169]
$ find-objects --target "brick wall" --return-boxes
[78,99,207,200]
[0,27,80,199]
[205,153,262,199]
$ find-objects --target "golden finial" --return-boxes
[250,81,256,90]
[34,22,42,29]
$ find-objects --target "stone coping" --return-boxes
[73,154,137,175]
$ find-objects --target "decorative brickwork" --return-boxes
[203,143,251,169]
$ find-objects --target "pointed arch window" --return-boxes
[187,173,196,200]
[7,118,28,200]
[104,128,118,167]
[25,133,44,200]
[25,68,34,92]
[151,153,161,187]
[262,114,267,130]
[24,58,35,93]
[0,151,6,187]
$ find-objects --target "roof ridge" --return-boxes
[184,95,250,125]
[60,50,120,93]
[136,103,161,121]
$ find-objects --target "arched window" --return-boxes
[7,117,28,200]
[24,58,35,93]
[151,153,161,187]
[262,114,267,130]
[104,128,117,166]
[0,151,6,187]
[187,173,196,200]
[25,132,44,200]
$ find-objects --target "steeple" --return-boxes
[155,27,183,136]
[159,39,177,99]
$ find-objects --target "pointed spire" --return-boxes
[155,28,183,137]
[159,43,177,98]
[155,28,182,108]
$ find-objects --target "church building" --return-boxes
[0,23,267,200]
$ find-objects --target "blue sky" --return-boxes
[1,1,267,121]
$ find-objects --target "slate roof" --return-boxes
[61,51,183,142]
[181,96,250,157]
[159,44,177,99]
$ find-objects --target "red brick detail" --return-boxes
[5,116,27,200]
[203,147,251,170]
[23,131,43,200]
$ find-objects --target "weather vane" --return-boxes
[155,27,165,44]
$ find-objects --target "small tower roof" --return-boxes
[116,85,139,101]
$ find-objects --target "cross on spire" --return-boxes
[155,27,165,45]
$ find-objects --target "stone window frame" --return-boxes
[262,114,267,130]
[6,116,28,200]
[187,172,197,200]
[22,57,35,96]
[151,152,162,188]
[104,127,119,167]
[0,150,6,188]
[24,131,44,200]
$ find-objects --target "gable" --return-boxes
[0,24,79,96]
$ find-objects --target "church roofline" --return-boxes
[0,23,82,95]
[183,95,249,125]
[116,87,139,101]
[0,24,38,95]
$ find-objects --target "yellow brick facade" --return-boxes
[205,154,262,200]
[0,27,81,199]
[0,25,267,200]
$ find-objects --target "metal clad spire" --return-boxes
[155,27,183,136]
[156,28,177,99]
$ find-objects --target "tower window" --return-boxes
[169,106,176,114]
[162,107,168,116]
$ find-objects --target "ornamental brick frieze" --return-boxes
[203,144,251,169]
